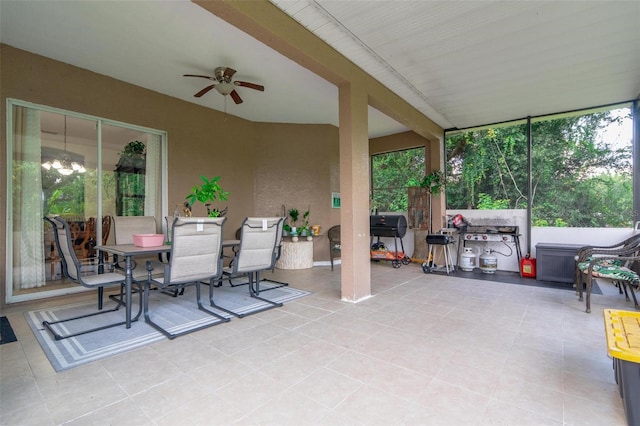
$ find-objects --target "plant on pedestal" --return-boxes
[283,207,311,240]
[185,175,229,217]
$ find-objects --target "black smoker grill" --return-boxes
[369,215,411,268]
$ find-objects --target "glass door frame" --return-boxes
[5,98,168,304]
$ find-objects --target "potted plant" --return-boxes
[299,208,311,236]
[120,140,146,157]
[185,175,229,217]
[419,169,445,195]
[287,208,299,234]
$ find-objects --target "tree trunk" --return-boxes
[408,187,430,230]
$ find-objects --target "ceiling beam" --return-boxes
[192,0,443,141]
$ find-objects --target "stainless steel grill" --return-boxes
[457,224,523,272]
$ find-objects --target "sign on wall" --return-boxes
[331,192,341,208]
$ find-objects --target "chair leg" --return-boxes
[258,277,289,289]
[248,272,283,312]
[619,281,631,301]
[585,275,593,313]
[621,281,639,309]
[227,273,250,287]
[208,272,283,318]
[195,282,231,323]
[143,281,228,340]
[161,286,185,297]
[207,278,246,318]
[258,269,289,290]
[42,285,139,341]
[631,284,640,310]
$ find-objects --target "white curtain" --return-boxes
[13,106,46,289]
[144,134,161,216]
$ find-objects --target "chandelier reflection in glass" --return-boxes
[41,115,86,175]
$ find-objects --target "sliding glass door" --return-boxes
[6,100,167,303]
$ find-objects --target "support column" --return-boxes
[339,82,371,302]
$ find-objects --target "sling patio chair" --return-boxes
[226,221,289,290]
[212,217,285,318]
[43,216,142,340]
[111,215,169,295]
[143,217,230,339]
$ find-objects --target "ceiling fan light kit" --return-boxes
[184,66,264,105]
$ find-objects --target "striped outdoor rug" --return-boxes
[25,283,310,371]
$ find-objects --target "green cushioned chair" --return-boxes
[577,247,640,313]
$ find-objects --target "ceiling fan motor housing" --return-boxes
[184,66,263,104]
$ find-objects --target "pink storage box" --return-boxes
[133,234,165,247]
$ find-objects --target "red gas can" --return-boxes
[520,254,536,278]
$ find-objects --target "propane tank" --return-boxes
[460,247,476,271]
[479,249,497,274]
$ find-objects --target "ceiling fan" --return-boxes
[183,67,264,104]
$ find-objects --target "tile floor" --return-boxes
[0,262,634,425]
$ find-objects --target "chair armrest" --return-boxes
[145,260,171,285]
[79,259,120,273]
[577,245,640,263]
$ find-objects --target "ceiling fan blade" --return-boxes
[223,67,237,80]
[229,90,243,104]
[234,81,265,91]
[183,74,216,81]
[194,84,216,97]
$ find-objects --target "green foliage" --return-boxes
[477,193,510,210]
[286,207,311,233]
[301,209,310,232]
[371,147,425,212]
[554,218,568,227]
[185,175,229,217]
[419,170,445,195]
[445,107,633,227]
[119,140,146,157]
[288,208,299,225]
[41,168,86,215]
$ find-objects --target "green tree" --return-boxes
[445,108,633,227]
[371,147,425,212]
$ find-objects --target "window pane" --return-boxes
[531,107,633,227]
[102,126,161,219]
[371,147,425,212]
[7,101,166,302]
[446,124,528,210]
[445,104,633,228]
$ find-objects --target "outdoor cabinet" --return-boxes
[535,243,584,283]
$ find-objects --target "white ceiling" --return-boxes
[1,0,639,138]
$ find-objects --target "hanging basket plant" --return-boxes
[117,140,146,169]
[120,140,146,157]
[419,170,445,195]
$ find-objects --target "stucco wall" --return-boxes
[253,122,340,262]
[0,44,340,306]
